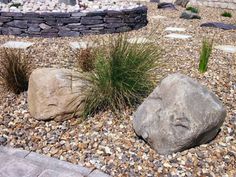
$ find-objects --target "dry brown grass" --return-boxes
[0,48,33,94]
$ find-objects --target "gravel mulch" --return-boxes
[0,3,236,176]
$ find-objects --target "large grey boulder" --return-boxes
[28,68,87,121]
[133,73,226,154]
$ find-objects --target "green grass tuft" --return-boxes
[0,48,32,94]
[221,11,232,18]
[199,38,213,73]
[83,35,163,117]
[186,6,199,13]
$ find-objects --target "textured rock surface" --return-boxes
[157,2,177,9]
[175,0,189,7]
[0,6,148,37]
[28,68,87,121]
[200,22,236,30]
[133,73,226,154]
[180,11,201,19]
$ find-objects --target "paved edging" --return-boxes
[0,146,111,177]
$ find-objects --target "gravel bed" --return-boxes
[0,0,140,12]
[0,3,236,176]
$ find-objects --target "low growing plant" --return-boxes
[199,38,213,73]
[83,35,163,117]
[221,11,232,18]
[186,6,199,13]
[0,48,32,94]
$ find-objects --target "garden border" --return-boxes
[0,6,148,37]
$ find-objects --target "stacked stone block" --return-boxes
[0,6,148,37]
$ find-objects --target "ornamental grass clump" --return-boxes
[83,35,162,117]
[221,11,232,18]
[199,38,213,73]
[0,48,32,94]
[186,6,199,13]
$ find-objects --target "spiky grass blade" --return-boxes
[83,34,162,117]
[199,38,213,73]
[0,48,32,94]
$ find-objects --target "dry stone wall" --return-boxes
[189,0,236,9]
[0,6,148,37]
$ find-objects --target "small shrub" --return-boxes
[199,38,213,73]
[76,48,95,72]
[186,6,199,13]
[0,49,32,94]
[221,11,232,18]
[83,35,163,117]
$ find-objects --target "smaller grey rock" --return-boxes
[0,136,7,144]
[175,0,189,7]
[200,22,236,30]
[180,11,201,19]
[157,3,177,10]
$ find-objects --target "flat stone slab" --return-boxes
[127,37,154,44]
[151,15,167,19]
[165,27,186,32]
[165,33,192,39]
[69,41,97,50]
[215,45,236,53]
[1,41,34,49]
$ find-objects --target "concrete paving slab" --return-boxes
[165,27,186,32]
[215,45,236,53]
[165,33,192,39]
[1,41,34,49]
[69,41,97,49]
[38,169,83,177]
[25,152,92,176]
[88,169,111,177]
[0,146,29,158]
[127,37,154,44]
[0,159,43,177]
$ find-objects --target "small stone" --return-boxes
[0,136,7,144]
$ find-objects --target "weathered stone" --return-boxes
[180,11,201,19]
[58,0,76,5]
[58,30,80,37]
[133,73,226,154]
[6,20,27,29]
[200,22,236,30]
[2,27,22,35]
[57,17,81,24]
[175,0,189,7]
[81,16,103,25]
[0,16,12,23]
[39,23,51,29]
[28,68,87,121]
[157,2,177,9]
[0,12,22,17]
[1,41,34,49]
[28,24,41,32]
[40,12,71,18]
[0,136,7,144]
[41,28,58,33]
[0,0,11,3]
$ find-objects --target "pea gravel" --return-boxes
[0,3,236,176]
